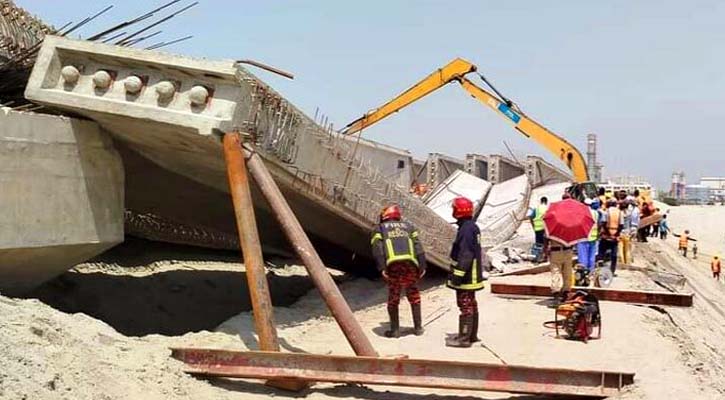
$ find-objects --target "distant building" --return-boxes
[700,177,725,200]
[685,184,711,204]
[670,171,686,200]
[586,134,604,183]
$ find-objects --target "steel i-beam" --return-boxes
[171,348,634,398]
[490,282,693,307]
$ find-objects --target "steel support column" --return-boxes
[222,133,279,351]
[490,282,693,307]
[243,144,377,357]
[171,348,635,398]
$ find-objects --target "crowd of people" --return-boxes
[525,187,683,305]
[368,186,710,347]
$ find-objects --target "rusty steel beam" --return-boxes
[170,348,635,398]
[222,133,279,351]
[490,283,693,307]
[243,144,377,357]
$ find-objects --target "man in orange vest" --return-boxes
[673,230,697,258]
[599,199,623,275]
[711,255,721,280]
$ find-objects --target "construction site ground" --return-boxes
[3,206,725,399]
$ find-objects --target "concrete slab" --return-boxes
[0,108,123,294]
[476,175,531,247]
[424,170,492,224]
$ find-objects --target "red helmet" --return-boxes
[452,196,474,219]
[380,204,402,222]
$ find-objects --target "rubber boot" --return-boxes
[470,311,480,343]
[445,315,472,348]
[411,303,424,336]
[385,305,400,338]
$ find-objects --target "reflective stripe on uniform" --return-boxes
[370,233,383,245]
[385,238,418,266]
[447,260,485,290]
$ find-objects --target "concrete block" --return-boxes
[0,108,124,294]
[476,175,531,247]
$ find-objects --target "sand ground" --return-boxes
[3,206,725,399]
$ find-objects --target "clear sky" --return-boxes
[19,1,725,189]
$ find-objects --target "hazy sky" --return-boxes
[19,1,725,189]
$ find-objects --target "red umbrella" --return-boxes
[542,199,595,247]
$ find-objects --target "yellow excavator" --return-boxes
[341,58,597,200]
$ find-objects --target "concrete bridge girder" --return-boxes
[24,36,456,271]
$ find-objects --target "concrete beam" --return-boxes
[426,152,465,189]
[524,155,572,187]
[0,108,123,294]
[486,154,524,184]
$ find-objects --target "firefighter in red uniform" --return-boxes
[446,197,486,348]
[371,204,427,338]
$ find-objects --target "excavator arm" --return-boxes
[457,76,589,182]
[341,58,477,136]
[342,58,590,183]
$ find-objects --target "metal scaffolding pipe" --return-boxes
[171,348,635,398]
[222,132,279,352]
[243,145,378,357]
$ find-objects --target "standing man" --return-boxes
[659,214,670,239]
[599,199,623,275]
[528,197,549,263]
[674,230,697,258]
[619,199,636,265]
[446,196,486,348]
[712,255,721,280]
[576,199,600,274]
[371,204,427,338]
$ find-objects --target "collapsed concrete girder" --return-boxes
[24,36,456,271]
[524,155,572,187]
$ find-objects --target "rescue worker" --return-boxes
[673,230,697,258]
[618,199,634,265]
[576,199,600,273]
[371,204,427,338]
[528,197,548,263]
[446,196,486,348]
[597,187,608,206]
[712,255,721,280]
[599,199,623,275]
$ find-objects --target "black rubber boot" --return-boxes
[385,305,400,338]
[445,315,472,348]
[411,303,424,336]
[470,311,480,343]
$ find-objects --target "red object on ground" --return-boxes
[542,199,595,247]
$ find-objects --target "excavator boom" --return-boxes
[342,58,590,183]
[457,77,589,182]
[342,58,476,135]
